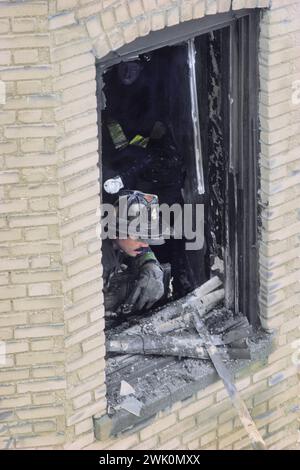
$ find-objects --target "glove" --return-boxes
[123,262,164,313]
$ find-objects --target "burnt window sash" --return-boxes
[228,13,260,326]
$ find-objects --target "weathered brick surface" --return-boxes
[0,0,299,451]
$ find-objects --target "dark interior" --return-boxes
[100,30,229,308]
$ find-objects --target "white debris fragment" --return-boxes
[120,380,135,396]
[119,396,143,417]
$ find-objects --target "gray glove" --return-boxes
[123,262,164,313]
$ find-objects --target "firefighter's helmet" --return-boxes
[105,190,165,245]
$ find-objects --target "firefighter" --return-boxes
[102,59,196,299]
[102,190,165,315]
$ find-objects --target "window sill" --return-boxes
[93,329,275,440]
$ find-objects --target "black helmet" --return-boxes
[117,61,143,85]
[104,190,165,245]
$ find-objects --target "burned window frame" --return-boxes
[96,9,261,327]
[94,9,263,438]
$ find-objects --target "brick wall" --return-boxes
[0,0,299,450]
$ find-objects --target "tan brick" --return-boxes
[34,420,56,433]
[179,395,214,420]
[16,351,64,366]
[66,346,104,373]
[0,110,15,125]
[216,377,250,402]
[0,199,27,214]
[108,434,140,451]
[52,38,91,62]
[61,183,99,209]
[57,124,97,151]
[15,433,65,449]
[123,22,138,44]
[269,433,299,451]
[73,279,102,302]
[157,0,173,6]
[82,333,104,353]
[218,420,234,437]
[2,66,51,82]
[140,413,177,441]
[0,327,14,340]
[0,171,19,185]
[254,381,288,407]
[31,338,54,351]
[201,429,217,446]
[75,417,93,436]
[12,18,36,33]
[55,95,96,121]
[101,10,115,31]
[53,23,87,46]
[31,364,64,379]
[78,360,105,381]
[0,19,9,34]
[29,311,53,324]
[49,12,75,30]
[62,80,96,105]
[253,358,287,383]
[268,384,299,409]
[0,141,17,155]
[115,4,130,23]
[5,94,58,111]
[5,341,29,354]
[142,0,156,11]
[28,282,52,297]
[30,255,51,269]
[86,15,103,38]
[151,11,165,31]
[268,344,294,363]
[12,270,62,284]
[16,80,42,95]
[9,214,58,228]
[68,314,87,332]
[0,313,27,327]
[67,399,106,426]
[16,404,64,420]
[73,391,92,409]
[21,138,45,153]
[0,395,31,409]
[18,109,42,123]
[15,324,63,339]
[9,183,59,199]
[0,3,48,18]
[157,437,180,450]
[0,273,9,286]
[25,227,48,241]
[64,431,95,450]
[17,378,66,394]
[60,52,94,75]
[5,124,56,139]
[57,0,78,11]
[0,285,26,300]
[13,296,62,311]
[68,374,103,400]
[160,416,195,444]
[134,436,159,450]
[13,49,39,65]
[0,50,10,65]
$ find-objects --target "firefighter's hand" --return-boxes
[125,262,164,312]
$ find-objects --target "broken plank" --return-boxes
[107,334,210,359]
[192,311,266,450]
[156,288,224,334]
